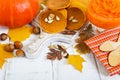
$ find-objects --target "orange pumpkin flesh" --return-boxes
[39,10,66,33]
[46,0,70,10]
[87,0,120,29]
[67,7,86,30]
[0,0,39,28]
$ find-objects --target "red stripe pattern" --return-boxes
[85,27,120,76]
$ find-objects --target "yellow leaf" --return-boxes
[68,55,85,72]
[0,44,14,69]
[0,59,5,68]
[8,26,32,41]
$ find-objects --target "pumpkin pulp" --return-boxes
[87,0,120,29]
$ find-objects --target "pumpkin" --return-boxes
[87,0,120,29]
[67,1,87,30]
[46,0,71,10]
[0,0,39,28]
[39,9,67,33]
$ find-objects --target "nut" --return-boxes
[0,33,8,41]
[32,26,40,34]
[16,49,25,57]
[53,44,58,49]
[14,41,23,49]
[61,45,66,50]
[48,45,54,49]
[4,44,15,52]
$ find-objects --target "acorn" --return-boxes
[14,41,23,49]
[4,44,15,52]
[0,33,8,41]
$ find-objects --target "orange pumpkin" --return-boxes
[0,0,39,28]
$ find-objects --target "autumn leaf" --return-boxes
[8,26,32,41]
[0,44,14,68]
[0,59,5,68]
[68,55,85,72]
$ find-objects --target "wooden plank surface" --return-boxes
[0,26,120,80]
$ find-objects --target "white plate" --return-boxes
[24,35,74,59]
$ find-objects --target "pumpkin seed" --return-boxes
[72,19,78,23]
[56,16,60,21]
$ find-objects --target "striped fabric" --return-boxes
[85,27,120,76]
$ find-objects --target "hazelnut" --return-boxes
[32,26,40,34]
[4,44,15,52]
[16,49,25,57]
[0,33,8,41]
[14,41,23,49]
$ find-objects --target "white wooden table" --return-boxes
[0,26,120,80]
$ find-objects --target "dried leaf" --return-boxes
[8,26,32,41]
[68,55,85,72]
[75,24,94,54]
[61,30,76,35]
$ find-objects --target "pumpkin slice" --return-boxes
[67,7,87,30]
[39,9,67,33]
[66,1,87,30]
[46,0,70,10]
[87,0,120,29]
